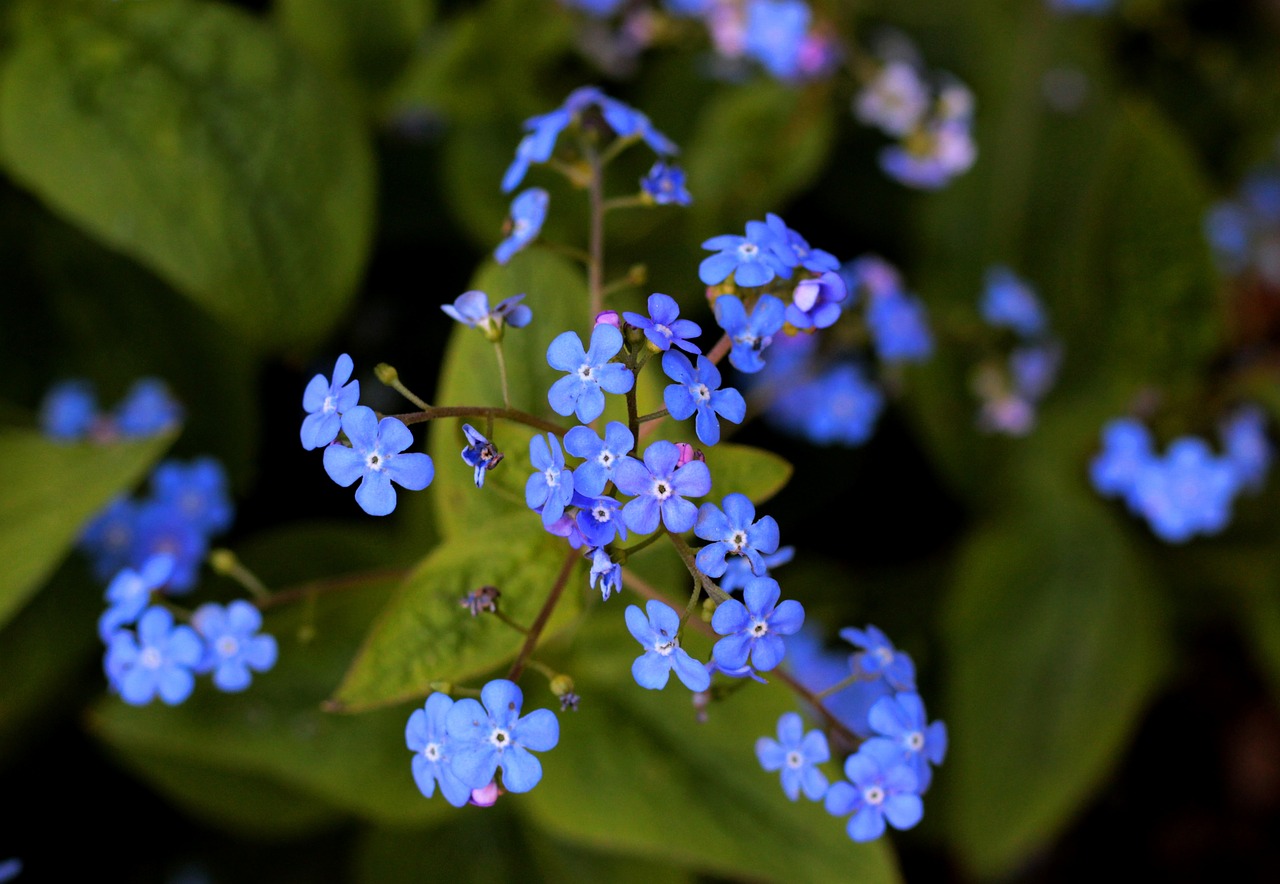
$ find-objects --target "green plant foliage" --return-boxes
[0,0,375,349]
[700,442,793,505]
[0,429,173,629]
[333,513,583,711]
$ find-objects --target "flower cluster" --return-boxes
[1090,408,1272,543]
[856,47,977,190]
[973,266,1062,436]
[40,376,182,443]
[405,680,560,805]
[1204,166,1280,287]
[302,353,435,517]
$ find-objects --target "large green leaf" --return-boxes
[700,442,792,505]
[523,619,901,884]
[0,0,374,348]
[91,523,459,826]
[429,250,587,537]
[941,468,1171,877]
[0,429,172,628]
[332,513,583,711]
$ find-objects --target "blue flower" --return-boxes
[151,457,234,536]
[40,380,98,441]
[662,351,746,446]
[710,576,804,672]
[323,406,434,517]
[764,213,839,274]
[1009,343,1061,402]
[787,627,892,738]
[721,545,793,594]
[301,354,360,451]
[191,600,278,693]
[1090,417,1155,504]
[577,495,628,548]
[114,378,183,437]
[1131,437,1239,543]
[714,294,786,374]
[525,432,576,527]
[98,554,175,640]
[81,497,140,582]
[104,606,203,706]
[865,692,948,793]
[1221,406,1271,493]
[129,501,209,592]
[785,271,847,331]
[406,693,474,807]
[589,547,623,600]
[641,161,692,206]
[700,224,793,287]
[623,293,702,354]
[855,61,930,137]
[546,324,634,422]
[981,266,1045,337]
[824,741,923,842]
[495,188,549,265]
[743,0,811,80]
[867,291,933,362]
[694,493,780,578]
[840,624,917,691]
[564,421,634,497]
[880,119,977,190]
[613,440,712,534]
[460,423,504,488]
[756,711,830,801]
[625,600,711,691]
[445,678,560,793]
[441,290,532,341]
[769,364,883,447]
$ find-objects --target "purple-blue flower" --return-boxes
[625,600,711,691]
[694,493,780,579]
[824,740,923,842]
[525,432,575,527]
[151,457,234,536]
[880,119,976,190]
[1221,406,1271,493]
[623,293,702,354]
[460,423,504,489]
[710,576,804,672]
[114,378,183,437]
[981,266,1045,337]
[301,354,360,451]
[768,364,883,447]
[1090,417,1155,505]
[564,421,634,497]
[714,294,786,374]
[589,546,623,600]
[867,291,933,362]
[855,61,930,137]
[865,692,948,793]
[743,0,811,80]
[81,497,140,582]
[765,213,838,274]
[323,406,434,517]
[641,161,692,206]
[546,324,634,423]
[104,606,203,706]
[441,290,532,340]
[756,711,830,801]
[613,440,712,534]
[785,271,847,331]
[721,545,793,594]
[662,351,745,446]
[840,624,917,691]
[406,693,474,807]
[445,678,560,793]
[129,501,209,592]
[495,188,549,265]
[98,554,175,640]
[577,495,628,548]
[700,223,794,287]
[40,380,98,441]
[191,600,278,693]
[1131,437,1239,543]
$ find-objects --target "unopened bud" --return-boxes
[627,264,647,286]
[700,597,717,623]
[594,309,620,329]
[469,781,501,807]
[208,548,239,576]
[375,363,399,385]
[550,673,575,697]
[674,442,704,468]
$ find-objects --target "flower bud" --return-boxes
[674,442,704,468]
[594,309,620,329]
[469,781,501,807]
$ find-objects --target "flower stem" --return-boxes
[507,549,580,681]
[255,565,410,611]
[208,548,272,603]
[813,671,864,700]
[587,145,605,318]
[602,194,648,213]
[493,340,512,409]
[636,408,669,423]
[391,406,565,436]
[667,532,731,604]
[492,608,530,635]
[375,363,431,410]
[611,528,665,564]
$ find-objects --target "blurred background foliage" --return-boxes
[2,0,1279,880]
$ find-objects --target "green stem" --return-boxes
[668,532,731,604]
[256,565,410,611]
[813,671,863,700]
[507,549,580,681]
[612,528,665,563]
[636,408,669,424]
[602,194,648,213]
[492,608,530,635]
[493,340,512,409]
[390,406,565,436]
[376,363,431,410]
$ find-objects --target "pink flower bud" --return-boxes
[469,781,501,807]
[674,442,704,467]
[594,310,620,329]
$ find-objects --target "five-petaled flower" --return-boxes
[625,600,710,691]
[710,576,804,672]
[756,711,831,801]
[662,351,746,446]
[301,353,360,451]
[694,493,780,579]
[445,679,560,793]
[323,406,435,516]
[613,440,712,534]
[546,325,634,423]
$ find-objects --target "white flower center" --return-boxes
[216,636,239,658]
[785,751,804,769]
[140,648,163,670]
[654,322,672,339]
[488,727,511,752]
[653,637,677,656]
[424,742,442,762]
[739,242,759,258]
[875,647,893,666]
[544,467,559,487]
[730,531,747,551]
[598,451,614,467]
[577,364,594,381]
[322,394,335,414]
[694,384,711,402]
[592,506,611,523]
[864,785,886,806]
[749,618,769,638]
[652,480,672,501]
[366,451,384,472]
[906,731,925,752]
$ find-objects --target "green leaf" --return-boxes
[522,621,901,884]
[275,0,433,105]
[332,513,583,711]
[429,250,587,537]
[0,0,375,348]
[701,442,792,505]
[91,523,457,826]
[684,81,836,233]
[0,429,172,629]
[941,475,1170,876]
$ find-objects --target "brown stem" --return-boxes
[507,549,581,680]
[255,566,410,611]
[389,406,565,436]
